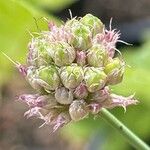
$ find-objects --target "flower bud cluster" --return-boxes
[18,14,138,131]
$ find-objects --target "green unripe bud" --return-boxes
[104,57,125,85]
[55,87,73,104]
[27,66,60,92]
[38,66,60,91]
[84,67,107,92]
[69,99,89,121]
[60,64,84,89]
[87,44,108,67]
[50,41,76,66]
[66,19,92,50]
[80,14,104,36]
[26,66,44,91]
[28,38,53,67]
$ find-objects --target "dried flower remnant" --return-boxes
[16,14,138,132]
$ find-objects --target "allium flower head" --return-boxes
[17,14,138,132]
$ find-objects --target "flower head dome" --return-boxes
[18,14,138,132]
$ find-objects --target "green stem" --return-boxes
[100,108,150,150]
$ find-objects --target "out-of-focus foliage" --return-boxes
[62,38,150,150]
[27,0,75,11]
[0,0,58,84]
[0,0,150,149]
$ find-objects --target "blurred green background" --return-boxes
[0,0,150,150]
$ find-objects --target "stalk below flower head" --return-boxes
[17,14,138,132]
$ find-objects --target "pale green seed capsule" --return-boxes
[26,66,44,91]
[38,66,60,91]
[27,66,60,92]
[60,64,84,89]
[66,19,92,50]
[84,67,107,92]
[104,57,125,85]
[80,14,104,36]
[87,44,108,67]
[51,41,76,66]
[69,99,89,121]
[55,87,73,104]
[28,38,53,67]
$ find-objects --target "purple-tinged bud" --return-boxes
[76,50,87,66]
[17,64,28,76]
[60,64,84,89]
[87,44,108,67]
[89,86,110,102]
[80,14,104,36]
[74,83,88,99]
[69,99,89,121]
[50,41,76,66]
[93,24,120,58]
[104,57,125,85]
[48,21,56,31]
[84,67,107,92]
[46,22,71,43]
[55,87,73,104]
